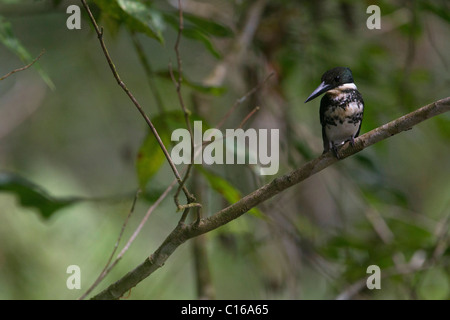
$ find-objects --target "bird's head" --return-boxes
[305,67,354,103]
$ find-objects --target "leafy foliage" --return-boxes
[0,172,77,219]
[90,0,232,58]
[93,0,165,43]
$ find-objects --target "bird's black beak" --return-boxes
[304,81,332,103]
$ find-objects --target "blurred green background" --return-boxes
[0,0,449,299]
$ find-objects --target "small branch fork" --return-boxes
[0,50,45,81]
[78,190,141,300]
[91,97,450,300]
[79,180,177,300]
[80,0,195,207]
[78,0,204,297]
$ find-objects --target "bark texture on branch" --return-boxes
[92,97,450,300]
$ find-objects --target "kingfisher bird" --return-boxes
[304,67,364,159]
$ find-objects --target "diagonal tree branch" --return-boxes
[91,96,450,299]
[80,0,194,203]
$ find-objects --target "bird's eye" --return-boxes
[334,76,340,82]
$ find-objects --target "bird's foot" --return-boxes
[331,145,341,160]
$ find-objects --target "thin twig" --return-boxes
[336,212,450,300]
[174,0,185,87]
[238,106,260,129]
[80,180,176,299]
[202,0,268,88]
[0,50,45,81]
[425,20,448,71]
[215,72,274,129]
[198,71,274,149]
[80,0,192,202]
[169,0,198,213]
[201,105,262,148]
[130,32,166,113]
[335,258,441,300]
[78,190,141,300]
[115,181,176,260]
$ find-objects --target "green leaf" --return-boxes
[197,166,265,218]
[136,110,209,189]
[93,0,165,44]
[92,0,123,20]
[0,172,76,219]
[162,11,226,59]
[183,13,233,38]
[156,69,226,95]
[386,217,434,249]
[418,268,450,300]
[140,187,167,203]
[182,26,222,59]
[117,0,165,44]
[0,16,55,89]
[136,129,169,189]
